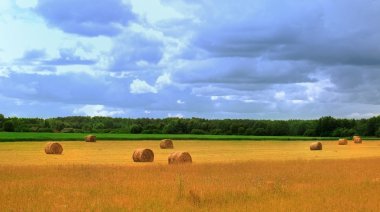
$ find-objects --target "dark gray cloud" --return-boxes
[321,67,380,105]
[172,58,316,87]
[35,0,136,37]
[162,0,380,116]
[110,32,164,71]
[170,0,380,66]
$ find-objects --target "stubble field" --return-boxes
[1,140,380,211]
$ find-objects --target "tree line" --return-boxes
[1,114,380,137]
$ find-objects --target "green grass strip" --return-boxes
[0,132,345,141]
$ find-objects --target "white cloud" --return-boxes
[288,100,308,104]
[130,79,158,94]
[168,113,184,118]
[0,67,10,78]
[129,74,172,94]
[209,95,235,101]
[274,91,286,100]
[301,78,335,102]
[15,0,38,8]
[177,99,185,104]
[130,0,183,23]
[346,112,379,119]
[242,99,259,103]
[210,95,246,102]
[155,73,172,89]
[7,66,56,76]
[73,104,124,117]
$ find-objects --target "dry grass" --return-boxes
[0,140,380,165]
[0,158,380,211]
[1,140,380,210]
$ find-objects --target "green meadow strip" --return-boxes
[0,132,343,141]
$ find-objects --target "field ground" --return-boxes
[0,140,380,165]
[1,140,380,211]
[1,159,380,211]
[0,132,344,141]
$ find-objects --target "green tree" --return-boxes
[92,122,105,130]
[162,123,177,134]
[3,120,14,132]
[270,121,289,136]
[210,129,223,135]
[332,128,344,137]
[190,129,206,134]
[303,129,316,137]
[0,114,4,130]
[50,120,65,131]
[237,127,246,135]
[130,124,142,134]
[253,128,267,136]
[245,127,255,135]
[316,116,338,136]
[229,123,240,134]
[355,119,368,136]
[162,119,187,134]
[366,116,380,136]
[103,119,114,129]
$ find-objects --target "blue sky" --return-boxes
[1,0,380,119]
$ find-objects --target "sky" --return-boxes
[1,0,380,119]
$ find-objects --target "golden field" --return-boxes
[0,140,380,211]
[0,140,380,165]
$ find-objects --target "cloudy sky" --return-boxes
[1,0,380,119]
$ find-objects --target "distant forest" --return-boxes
[1,114,380,137]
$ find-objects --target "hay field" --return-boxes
[1,159,380,211]
[1,140,380,211]
[0,140,380,165]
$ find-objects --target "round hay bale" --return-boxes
[132,148,154,162]
[310,142,322,150]
[85,135,96,142]
[45,142,63,154]
[353,136,362,144]
[160,139,174,149]
[338,138,348,145]
[168,152,192,164]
